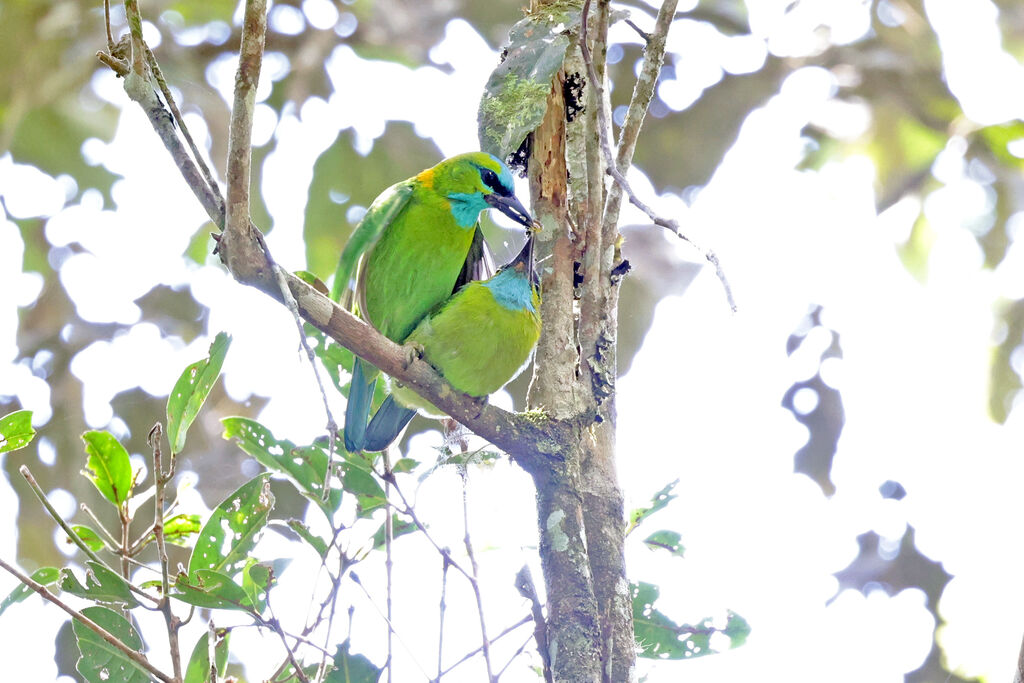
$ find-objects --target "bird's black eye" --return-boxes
[479,167,508,195]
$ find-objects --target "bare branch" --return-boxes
[123,0,147,76]
[436,615,532,679]
[460,469,494,682]
[149,423,183,683]
[143,43,223,211]
[514,565,552,683]
[225,0,266,233]
[582,0,737,311]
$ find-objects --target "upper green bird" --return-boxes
[363,231,542,452]
[332,152,533,452]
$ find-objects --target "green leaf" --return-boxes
[626,479,679,536]
[59,562,139,608]
[391,458,419,474]
[286,519,329,558]
[172,569,255,612]
[0,410,35,453]
[478,7,581,159]
[221,417,342,516]
[242,560,273,614]
[163,513,202,546]
[370,515,417,551]
[643,530,685,558]
[340,456,386,518]
[0,566,60,617]
[73,605,149,683]
[326,640,382,683]
[68,525,106,552]
[81,431,134,507]
[632,582,748,660]
[167,331,232,455]
[322,342,355,398]
[183,630,230,683]
[189,474,274,577]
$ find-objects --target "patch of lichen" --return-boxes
[480,73,550,149]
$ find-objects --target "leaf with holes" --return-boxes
[172,569,255,612]
[163,513,202,546]
[339,457,386,519]
[370,515,417,551]
[59,562,139,607]
[0,410,35,453]
[73,605,150,683]
[81,431,134,507]
[189,474,274,577]
[183,629,230,683]
[221,417,341,516]
[0,566,60,617]
[241,560,274,614]
[626,479,678,536]
[167,332,231,455]
[632,582,748,660]
[326,640,381,683]
[643,530,685,558]
[286,519,329,558]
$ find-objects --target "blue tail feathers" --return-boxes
[344,358,377,452]
[364,395,417,452]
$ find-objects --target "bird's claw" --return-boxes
[403,342,425,368]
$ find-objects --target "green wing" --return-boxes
[330,180,415,305]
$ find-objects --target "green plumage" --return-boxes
[393,235,542,419]
[333,152,533,452]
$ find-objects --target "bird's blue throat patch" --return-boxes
[484,268,535,312]
[447,192,489,228]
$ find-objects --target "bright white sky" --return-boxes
[2,0,1024,681]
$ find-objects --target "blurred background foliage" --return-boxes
[3,0,1024,680]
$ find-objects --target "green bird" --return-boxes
[363,231,542,452]
[332,152,533,452]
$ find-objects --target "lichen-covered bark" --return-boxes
[527,72,603,682]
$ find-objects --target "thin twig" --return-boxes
[253,229,340,492]
[102,0,115,52]
[149,423,183,683]
[514,565,552,683]
[20,466,106,567]
[384,449,394,683]
[437,615,532,678]
[349,573,432,680]
[265,601,311,683]
[223,0,267,240]
[0,556,174,683]
[78,503,119,549]
[436,554,450,681]
[375,466,476,584]
[460,468,494,682]
[207,618,218,683]
[495,632,537,680]
[123,0,147,76]
[583,0,737,311]
[143,43,224,214]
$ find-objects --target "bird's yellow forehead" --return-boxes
[416,168,435,188]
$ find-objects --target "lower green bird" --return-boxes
[332,152,533,452]
[363,232,542,451]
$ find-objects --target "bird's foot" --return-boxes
[402,341,425,369]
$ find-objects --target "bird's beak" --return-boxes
[485,193,533,228]
[511,231,538,286]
